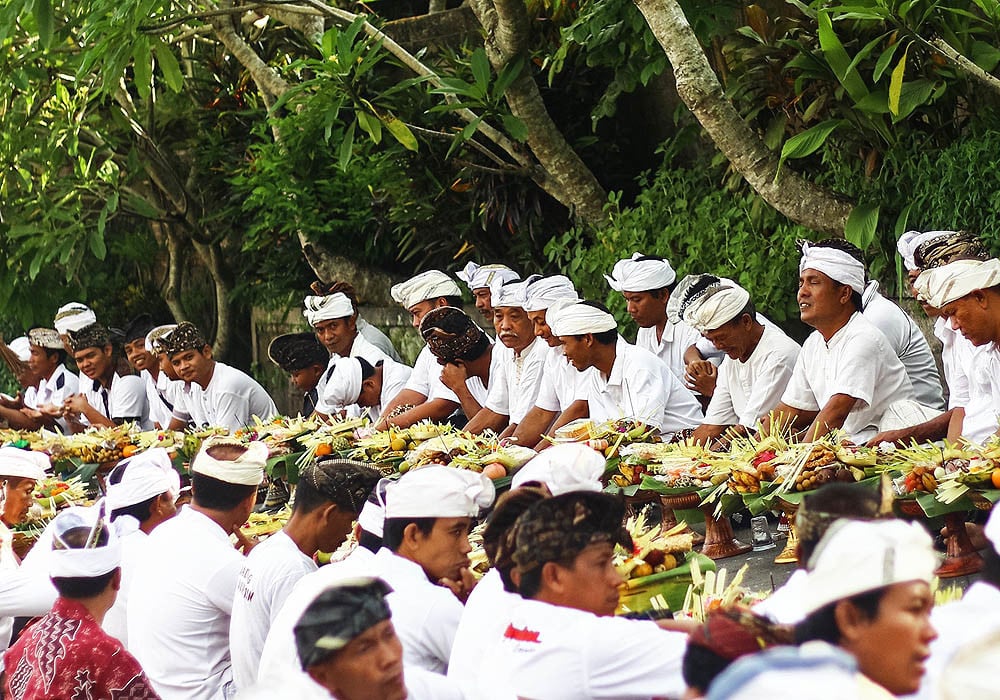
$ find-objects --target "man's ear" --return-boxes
[103,344,114,358]
[307,663,339,694]
[202,345,214,360]
[833,599,869,645]
[540,561,566,594]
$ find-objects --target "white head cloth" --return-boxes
[605,253,676,293]
[357,480,389,537]
[322,357,365,411]
[390,271,463,309]
[511,444,604,495]
[523,275,579,312]
[456,262,520,291]
[8,337,30,363]
[49,503,122,578]
[384,465,495,519]
[668,274,752,332]
[491,278,530,309]
[106,447,180,511]
[798,242,866,294]
[801,519,936,616]
[548,301,618,336]
[0,447,50,481]
[897,230,955,272]
[303,293,355,327]
[145,324,177,355]
[191,438,268,486]
[53,303,98,335]
[914,258,1000,309]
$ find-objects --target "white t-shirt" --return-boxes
[474,596,687,700]
[128,506,244,700]
[406,345,490,410]
[581,339,703,437]
[862,287,945,410]
[448,569,521,695]
[534,344,588,412]
[960,343,1000,443]
[780,313,913,443]
[703,325,801,428]
[177,362,278,430]
[140,369,174,429]
[369,547,464,674]
[258,547,376,688]
[102,520,147,647]
[484,337,547,422]
[230,531,318,691]
[81,372,152,429]
[635,319,702,381]
[24,363,78,432]
[934,316,976,409]
[330,332,392,366]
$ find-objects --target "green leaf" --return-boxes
[470,47,491,95]
[384,116,418,151]
[338,120,356,171]
[33,0,53,49]
[779,119,843,169]
[894,79,936,121]
[844,202,880,250]
[500,114,528,141]
[493,57,525,97]
[873,40,902,82]
[153,41,184,92]
[894,203,914,237]
[845,33,890,77]
[817,10,869,102]
[971,40,1000,72]
[89,228,107,260]
[356,110,382,144]
[888,45,909,116]
[132,36,152,100]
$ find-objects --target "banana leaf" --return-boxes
[618,552,716,614]
[767,475,881,509]
[741,481,780,516]
[915,491,972,519]
[266,451,305,484]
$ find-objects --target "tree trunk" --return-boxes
[468,0,610,226]
[634,0,854,235]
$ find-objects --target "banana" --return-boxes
[921,473,938,492]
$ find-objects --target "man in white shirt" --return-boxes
[146,323,193,428]
[19,328,78,432]
[605,252,708,381]
[418,307,494,422]
[122,313,176,429]
[0,337,41,430]
[267,333,331,417]
[914,256,1000,443]
[465,278,546,435]
[473,491,688,700]
[315,356,411,421]
[128,438,268,700]
[230,459,380,691]
[62,322,153,432]
[104,447,180,646]
[303,290,391,367]
[161,322,278,430]
[371,465,495,673]
[455,261,520,324]
[767,243,916,444]
[377,270,468,428]
[669,275,800,445]
[307,280,401,361]
[550,300,703,438]
[52,301,97,354]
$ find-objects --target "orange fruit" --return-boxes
[991,469,1000,490]
[121,444,138,458]
[315,443,333,457]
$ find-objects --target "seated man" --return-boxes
[513,276,589,448]
[303,289,391,366]
[52,302,97,353]
[123,314,176,430]
[669,275,800,445]
[267,332,331,417]
[316,356,411,421]
[308,280,401,361]
[145,324,192,428]
[418,307,494,422]
[474,491,688,699]
[767,243,917,443]
[377,271,467,428]
[0,337,42,431]
[19,328,78,432]
[550,300,703,438]
[160,322,277,430]
[4,505,160,699]
[456,262,519,324]
[915,256,1000,443]
[62,322,152,432]
[465,278,547,436]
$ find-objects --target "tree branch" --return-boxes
[929,37,1000,98]
[208,0,292,98]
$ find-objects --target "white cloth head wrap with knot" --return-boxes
[384,465,495,518]
[605,253,676,293]
[456,262,519,291]
[191,438,268,486]
[49,502,122,578]
[548,302,617,336]
[897,230,955,272]
[390,271,463,309]
[523,275,579,313]
[53,303,97,335]
[798,242,866,294]
[106,447,180,511]
[320,357,365,411]
[303,293,355,326]
[914,258,1000,308]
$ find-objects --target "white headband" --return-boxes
[106,447,180,511]
[53,303,98,335]
[456,262,519,291]
[303,293,355,326]
[511,444,604,495]
[897,230,955,272]
[672,276,752,333]
[145,324,177,355]
[390,271,463,309]
[384,466,495,519]
[548,302,618,336]
[357,481,389,537]
[799,243,866,294]
[7,337,30,363]
[49,503,122,578]
[491,279,530,309]
[321,358,365,411]
[522,275,579,312]
[914,258,1000,309]
[605,253,676,293]
[0,447,50,481]
[191,439,268,486]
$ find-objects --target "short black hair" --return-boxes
[682,643,732,694]
[358,529,383,553]
[794,587,886,645]
[191,472,257,511]
[382,517,436,552]
[442,295,465,308]
[42,347,68,365]
[51,526,118,599]
[516,565,543,598]
[357,357,376,381]
[292,460,380,516]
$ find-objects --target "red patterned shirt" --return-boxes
[3,597,160,700]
